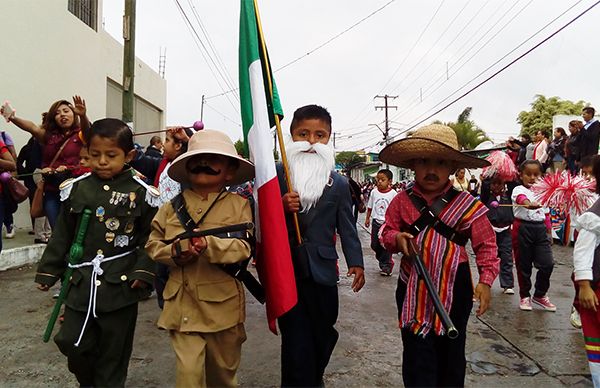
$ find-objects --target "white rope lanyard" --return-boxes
[68,249,135,347]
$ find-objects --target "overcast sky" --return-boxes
[103,0,600,151]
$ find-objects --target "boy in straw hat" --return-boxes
[379,123,499,387]
[145,129,254,387]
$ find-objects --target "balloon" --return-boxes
[489,200,499,208]
[192,121,204,131]
[0,171,12,183]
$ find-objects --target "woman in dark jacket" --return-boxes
[565,120,582,176]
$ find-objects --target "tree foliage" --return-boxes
[234,139,248,158]
[517,95,588,136]
[335,151,365,170]
[435,107,490,150]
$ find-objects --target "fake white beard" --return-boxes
[286,140,335,213]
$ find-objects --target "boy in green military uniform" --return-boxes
[35,118,159,387]
[146,129,254,387]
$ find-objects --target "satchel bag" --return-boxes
[6,177,29,203]
[30,183,45,218]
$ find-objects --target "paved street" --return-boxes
[0,218,594,387]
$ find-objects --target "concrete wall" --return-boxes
[0,0,166,230]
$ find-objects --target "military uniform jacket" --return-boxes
[145,189,252,333]
[35,169,157,313]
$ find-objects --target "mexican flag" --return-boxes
[239,0,297,334]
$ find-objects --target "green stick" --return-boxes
[43,209,93,342]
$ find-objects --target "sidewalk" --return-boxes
[0,227,46,271]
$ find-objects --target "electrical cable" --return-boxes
[388,0,600,140]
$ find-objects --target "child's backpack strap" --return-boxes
[405,187,468,246]
[170,193,265,303]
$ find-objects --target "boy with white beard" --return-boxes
[278,105,365,387]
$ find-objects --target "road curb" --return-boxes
[0,244,45,271]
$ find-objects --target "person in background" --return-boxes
[0,130,18,238]
[145,135,163,158]
[511,160,556,312]
[580,107,600,161]
[451,168,469,192]
[566,120,583,176]
[532,130,549,169]
[0,137,17,253]
[548,127,568,172]
[365,169,397,276]
[572,154,600,387]
[1,96,89,227]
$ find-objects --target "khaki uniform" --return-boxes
[35,169,157,387]
[146,189,252,387]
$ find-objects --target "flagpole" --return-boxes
[253,0,302,245]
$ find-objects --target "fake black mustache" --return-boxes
[189,165,221,175]
[424,174,439,182]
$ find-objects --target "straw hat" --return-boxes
[168,129,255,185]
[378,123,490,169]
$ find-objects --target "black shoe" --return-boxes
[34,238,48,244]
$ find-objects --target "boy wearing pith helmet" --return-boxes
[379,124,500,387]
[145,129,254,387]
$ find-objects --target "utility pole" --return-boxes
[333,132,337,148]
[200,94,205,122]
[122,0,136,125]
[374,94,398,144]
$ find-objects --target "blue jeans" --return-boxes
[43,191,62,228]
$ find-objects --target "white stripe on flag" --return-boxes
[247,59,277,190]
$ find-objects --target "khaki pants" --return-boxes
[170,324,246,388]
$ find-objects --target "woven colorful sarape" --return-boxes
[399,191,488,336]
[580,287,600,386]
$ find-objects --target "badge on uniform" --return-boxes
[96,206,105,222]
[129,192,137,209]
[114,235,129,247]
[124,222,134,234]
[105,217,120,231]
[105,232,115,243]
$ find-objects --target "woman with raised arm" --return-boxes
[1,96,90,227]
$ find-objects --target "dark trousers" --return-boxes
[279,279,339,387]
[55,304,138,387]
[396,263,474,387]
[496,229,514,288]
[371,220,392,271]
[512,220,554,298]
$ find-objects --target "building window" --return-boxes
[68,0,98,31]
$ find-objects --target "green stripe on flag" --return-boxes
[239,0,283,155]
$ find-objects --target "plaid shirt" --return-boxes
[380,181,499,287]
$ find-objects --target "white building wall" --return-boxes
[0,0,166,230]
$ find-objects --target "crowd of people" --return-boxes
[0,98,598,387]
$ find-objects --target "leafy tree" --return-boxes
[435,107,490,150]
[234,139,248,158]
[517,95,588,136]
[335,151,365,170]
[234,139,279,160]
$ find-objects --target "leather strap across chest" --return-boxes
[406,187,468,246]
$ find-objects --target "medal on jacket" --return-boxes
[129,192,137,209]
[105,232,115,243]
[96,206,105,222]
[114,235,129,247]
[105,217,120,231]
[124,222,134,234]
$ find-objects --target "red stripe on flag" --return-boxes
[255,177,297,334]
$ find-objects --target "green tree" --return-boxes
[335,151,365,170]
[517,95,588,136]
[234,139,248,158]
[234,139,279,160]
[435,107,490,150]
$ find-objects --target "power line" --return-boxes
[341,0,446,129]
[172,0,240,114]
[203,102,242,127]
[389,0,600,140]
[390,0,534,122]
[206,0,397,101]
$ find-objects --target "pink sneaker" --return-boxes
[519,297,532,311]
[532,295,557,312]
